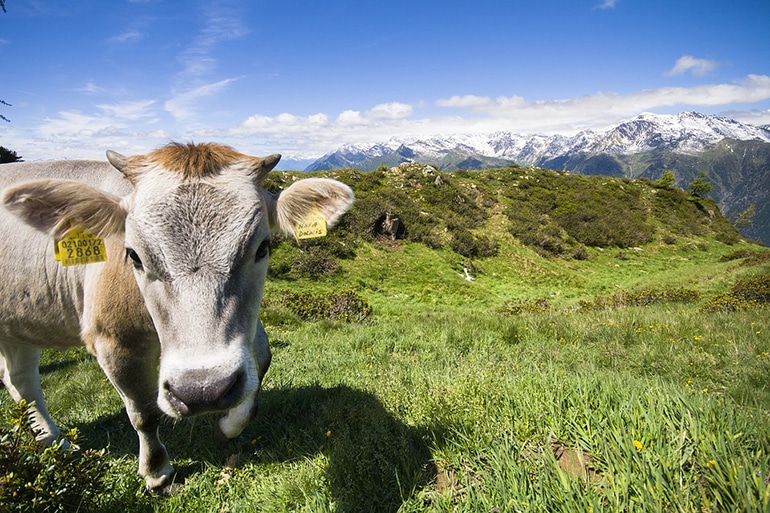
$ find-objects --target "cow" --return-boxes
[0,142,354,490]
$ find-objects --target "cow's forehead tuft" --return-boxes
[141,142,246,180]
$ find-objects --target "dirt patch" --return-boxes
[551,442,599,482]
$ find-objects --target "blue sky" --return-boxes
[1,0,769,166]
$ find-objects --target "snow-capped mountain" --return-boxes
[306,112,770,172]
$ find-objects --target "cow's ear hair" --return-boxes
[265,178,354,238]
[250,154,281,183]
[3,179,127,239]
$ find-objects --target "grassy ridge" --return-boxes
[2,166,769,512]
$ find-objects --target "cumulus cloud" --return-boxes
[665,55,719,77]
[434,75,770,133]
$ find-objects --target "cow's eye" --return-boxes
[125,248,144,270]
[255,240,270,262]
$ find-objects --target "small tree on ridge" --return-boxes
[688,172,713,198]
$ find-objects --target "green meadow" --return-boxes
[2,166,769,512]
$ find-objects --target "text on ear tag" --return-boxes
[295,213,327,240]
[54,227,107,266]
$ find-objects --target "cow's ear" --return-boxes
[250,154,281,183]
[265,178,354,238]
[3,179,127,239]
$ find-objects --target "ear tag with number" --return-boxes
[295,213,327,240]
[54,227,108,266]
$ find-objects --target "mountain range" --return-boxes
[306,112,770,245]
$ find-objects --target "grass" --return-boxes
[2,166,770,511]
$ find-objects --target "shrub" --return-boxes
[702,275,770,313]
[581,287,701,310]
[273,289,372,322]
[290,251,341,279]
[504,171,654,251]
[499,298,552,315]
[688,171,713,198]
[0,401,108,512]
[450,230,499,258]
[719,249,757,262]
[653,170,676,189]
[719,249,770,265]
[570,244,589,260]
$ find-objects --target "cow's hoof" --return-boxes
[144,465,177,494]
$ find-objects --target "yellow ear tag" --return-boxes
[54,227,108,266]
[295,213,327,240]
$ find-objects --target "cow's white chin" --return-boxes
[218,389,259,439]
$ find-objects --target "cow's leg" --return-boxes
[0,343,61,446]
[214,320,272,447]
[91,335,174,491]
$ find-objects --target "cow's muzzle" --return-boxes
[163,369,245,416]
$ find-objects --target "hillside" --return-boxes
[305,112,770,245]
[265,163,744,284]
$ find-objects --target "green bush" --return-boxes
[270,289,372,322]
[499,297,552,315]
[581,287,701,310]
[504,171,654,251]
[702,274,770,313]
[450,230,499,258]
[0,401,108,513]
[719,249,770,265]
[719,249,757,262]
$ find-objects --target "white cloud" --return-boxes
[178,5,249,79]
[221,74,770,158]
[164,78,239,121]
[721,108,770,127]
[434,75,770,132]
[665,55,719,77]
[38,110,122,139]
[367,102,413,119]
[108,30,144,44]
[97,100,157,120]
[16,74,770,162]
[595,0,619,10]
[78,81,108,95]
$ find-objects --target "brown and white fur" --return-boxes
[0,142,354,490]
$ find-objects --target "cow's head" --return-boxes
[2,143,354,426]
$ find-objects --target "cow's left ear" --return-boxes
[2,179,127,239]
[265,178,354,238]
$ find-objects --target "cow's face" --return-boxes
[124,167,272,418]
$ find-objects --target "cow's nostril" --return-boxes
[164,380,191,416]
[164,371,244,416]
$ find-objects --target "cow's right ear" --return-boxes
[2,179,127,239]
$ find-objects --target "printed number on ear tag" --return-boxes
[54,227,107,266]
[295,213,327,240]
